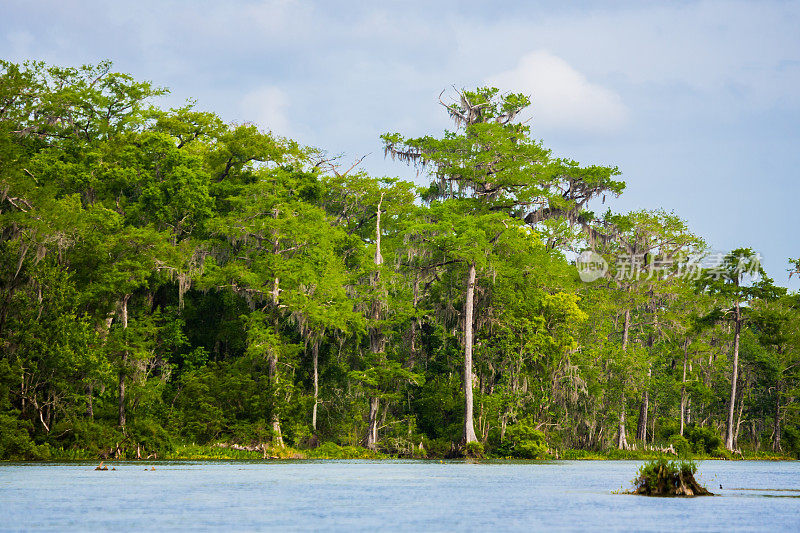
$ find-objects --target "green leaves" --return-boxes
[2,61,798,459]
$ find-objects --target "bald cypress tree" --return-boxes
[383,87,623,446]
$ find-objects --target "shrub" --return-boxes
[711,446,733,460]
[50,418,123,457]
[306,442,383,459]
[782,426,800,458]
[497,419,547,459]
[421,437,452,458]
[283,421,312,448]
[0,413,50,460]
[668,434,692,457]
[684,425,722,455]
[656,418,680,442]
[128,418,174,455]
[465,441,484,458]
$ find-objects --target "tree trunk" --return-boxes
[463,261,478,444]
[269,276,284,447]
[86,384,94,419]
[366,396,379,450]
[772,380,782,452]
[118,294,130,429]
[636,366,651,442]
[725,300,741,451]
[686,396,692,426]
[368,194,385,355]
[680,340,689,436]
[312,338,319,432]
[617,307,630,450]
[734,373,745,448]
[751,419,760,451]
[268,351,284,448]
[650,399,657,441]
[617,391,629,450]
[365,194,384,448]
[409,275,419,367]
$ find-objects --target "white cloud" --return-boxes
[486,50,629,135]
[239,86,291,135]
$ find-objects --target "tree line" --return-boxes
[1,60,798,460]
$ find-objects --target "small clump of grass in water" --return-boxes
[628,457,714,496]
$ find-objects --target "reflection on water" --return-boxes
[728,488,800,492]
[1,460,798,531]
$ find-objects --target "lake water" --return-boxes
[1,460,798,531]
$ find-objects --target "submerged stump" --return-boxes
[629,458,713,497]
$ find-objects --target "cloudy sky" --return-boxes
[3,0,799,288]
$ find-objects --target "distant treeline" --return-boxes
[1,60,798,460]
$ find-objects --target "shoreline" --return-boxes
[3,445,794,463]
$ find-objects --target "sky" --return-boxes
[3,0,799,289]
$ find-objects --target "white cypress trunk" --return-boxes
[118,294,129,429]
[725,300,741,451]
[463,262,478,444]
[312,338,319,432]
[617,307,630,450]
[680,340,688,436]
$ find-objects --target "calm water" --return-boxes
[1,460,798,531]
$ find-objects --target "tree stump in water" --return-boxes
[629,458,713,496]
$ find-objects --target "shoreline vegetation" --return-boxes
[2,60,799,464]
[6,442,794,463]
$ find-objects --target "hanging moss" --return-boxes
[629,458,713,496]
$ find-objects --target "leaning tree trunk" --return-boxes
[118,294,130,429]
[617,307,630,450]
[725,300,741,451]
[463,261,478,445]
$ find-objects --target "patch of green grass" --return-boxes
[305,442,385,460]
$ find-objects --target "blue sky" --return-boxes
[3,0,798,289]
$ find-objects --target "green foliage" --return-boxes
[638,457,693,485]
[307,442,384,459]
[0,413,50,460]
[1,60,798,463]
[684,425,723,455]
[128,418,174,455]
[464,441,485,458]
[633,458,708,496]
[421,437,455,459]
[48,419,123,457]
[781,426,800,458]
[497,420,548,459]
[668,435,692,457]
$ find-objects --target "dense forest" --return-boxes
[1,60,798,461]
